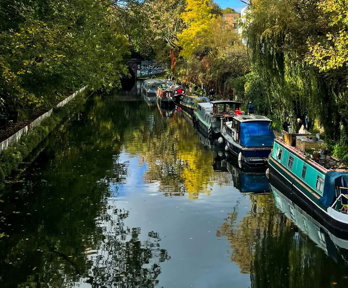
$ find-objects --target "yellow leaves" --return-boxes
[306,0,348,71]
[177,0,217,59]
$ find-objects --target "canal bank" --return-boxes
[0,87,89,182]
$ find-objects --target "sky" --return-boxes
[215,0,247,12]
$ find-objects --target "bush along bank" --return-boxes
[0,90,89,181]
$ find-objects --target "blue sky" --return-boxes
[215,0,247,12]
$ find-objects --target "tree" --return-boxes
[0,0,129,121]
[177,0,218,59]
[306,0,348,72]
[243,0,347,142]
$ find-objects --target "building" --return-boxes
[222,12,240,30]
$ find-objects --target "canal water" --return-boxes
[1,86,348,288]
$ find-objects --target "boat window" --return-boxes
[301,165,307,179]
[276,148,282,160]
[288,155,294,169]
[316,176,324,193]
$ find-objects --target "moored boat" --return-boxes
[221,114,274,165]
[157,82,185,104]
[193,100,242,139]
[177,94,210,118]
[268,132,348,235]
[142,79,165,97]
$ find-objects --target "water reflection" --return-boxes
[156,98,176,118]
[226,159,269,193]
[82,206,170,287]
[0,93,169,288]
[3,86,348,287]
[271,182,348,265]
[123,111,230,198]
[217,172,348,288]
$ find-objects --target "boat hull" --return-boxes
[224,136,271,165]
[269,159,348,237]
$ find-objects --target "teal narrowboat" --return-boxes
[269,134,348,235]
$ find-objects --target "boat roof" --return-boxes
[184,95,210,101]
[144,79,165,85]
[275,137,348,172]
[211,100,242,105]
[197,102,213,110]
[233,114,272,122]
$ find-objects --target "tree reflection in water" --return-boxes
[217,191,348,288]
[85,207,170,287]
[0,93,170,288]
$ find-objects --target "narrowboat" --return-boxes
[142,79,165,98]
[156,82,176,110]
[227,158,270,193]
[193,100,242,139]
[271,182,348,263]
[221,114,274,165]
[268,132,348,235]
[157,82,185,104]
[177,94,210,118]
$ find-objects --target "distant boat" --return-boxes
[271,182,348,264]
[268,132,348,235]
[156,82,185,104]
[221,114,274,165]
[193,100,242,139]
[142,79,165,105]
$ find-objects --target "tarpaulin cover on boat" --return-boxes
[239,121,275,147]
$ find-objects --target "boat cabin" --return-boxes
[211,100,242,117]
[224,115,274,147]
[270,133,348,216]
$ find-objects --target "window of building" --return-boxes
[288,155,294,169]
[316,176,324,193]
[276,148,282,160]
[301,165,307,179]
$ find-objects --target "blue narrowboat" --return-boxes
[221,115,274,165]
[193,100,242,139]
[269,134,348,235]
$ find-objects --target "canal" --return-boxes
[1,85,348,288]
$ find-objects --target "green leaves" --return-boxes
[0,0,129,121]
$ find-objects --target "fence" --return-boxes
[0,87,87,153]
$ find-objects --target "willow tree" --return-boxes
[306,0,348,72]
[244,0,347,142]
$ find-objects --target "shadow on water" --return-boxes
[0,91,169,287]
